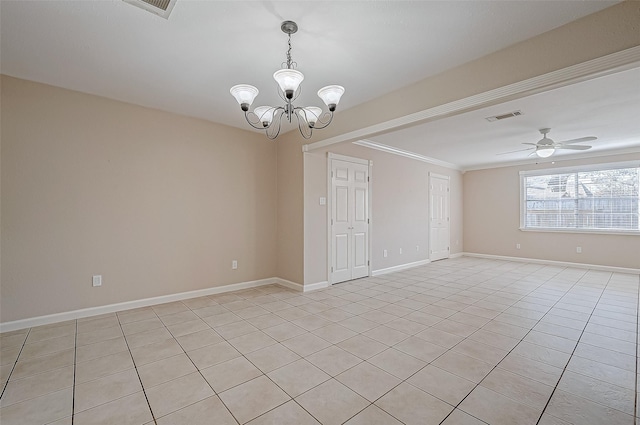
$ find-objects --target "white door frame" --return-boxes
[429,172,450,261]
[327,152,373,285]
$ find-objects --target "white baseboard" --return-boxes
[372,259,431,276]
[276,278,327,292]
[304,281,329,292]
[461,252,640,274]
[0,276,304,333]
[274,277,304,292]
[449,252,464,259]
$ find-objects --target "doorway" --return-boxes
[328,153,371,284]
[429,172,450,261]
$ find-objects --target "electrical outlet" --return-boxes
[416,245,420,252]
[516,243,521,249]
[399,248,403,255]
[232,260,238,269]
[576,247,582,254]
[383,249,388,258]
[92,275,102,287]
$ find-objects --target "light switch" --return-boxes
[319,197,326,205]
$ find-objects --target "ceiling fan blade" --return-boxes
[558,136,597,144]
[522,143,538,146]
[557,144,591,150]
[496,147,535,156]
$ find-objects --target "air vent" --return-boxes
[485,110,523,122]
[123,0,177,19]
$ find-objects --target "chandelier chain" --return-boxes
[284,33,296,70]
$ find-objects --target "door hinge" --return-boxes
[447,217,450,221]
[367,218,370,224]
[331,218,334,225]
[368,260,370,266]
[447,247,450,251]
[331,267,334,272]
[331,171,334,178]
[367,176,370,182]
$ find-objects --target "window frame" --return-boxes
[519,160,640,236]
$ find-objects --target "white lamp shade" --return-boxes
[536,147,555,158]
[298,107,323,126]
[317,85,345,108]
[254,106,275,126]
[273,69,304,94]
[230,85,259,107]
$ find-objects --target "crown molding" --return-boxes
[352,139,461,171]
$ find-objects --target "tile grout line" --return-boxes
[268,262,563,425]
[230,290,333,425]
[535,272,614,424]
[202,290,335,425]
[171,300,243,425]
[334,261,560,425]
[635,273,639,425]
[0,327,32,400]
[184,288,373,424]
[71,320,77,425]
[433,265,580,424]
[116,314,159,425]
[375,261,570,423]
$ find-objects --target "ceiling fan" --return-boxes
[498,128,597,158]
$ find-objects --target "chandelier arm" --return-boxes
[293,107,334,131]
[309,111,334,130]
[295,113,313,139]
[265,109,285,139]
[244,111,270,130]
[244,107,284,130]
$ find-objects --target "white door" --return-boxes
[429,173,450,261]
[331,159,369,284]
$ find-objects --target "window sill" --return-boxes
[519,227,640,236]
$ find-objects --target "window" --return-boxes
[520,163,640,233]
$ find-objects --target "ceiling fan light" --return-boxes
[317,85,345,111]
[253,106,275,127]
[273,69,304,98]
[536,147,555,158]
[230,85,259,111]
[298,107,323,127]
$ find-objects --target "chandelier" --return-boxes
[230,21,345,140]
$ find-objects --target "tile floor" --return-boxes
[1,257,638,425]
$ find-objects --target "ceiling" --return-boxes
[2,1,636,169]
[368,67,640,170]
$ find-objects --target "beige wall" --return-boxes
[277,2,640,283]
[276,135,304,284]
[303,143,463,285]
[464,153,640,269]
[1,76,278,322]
